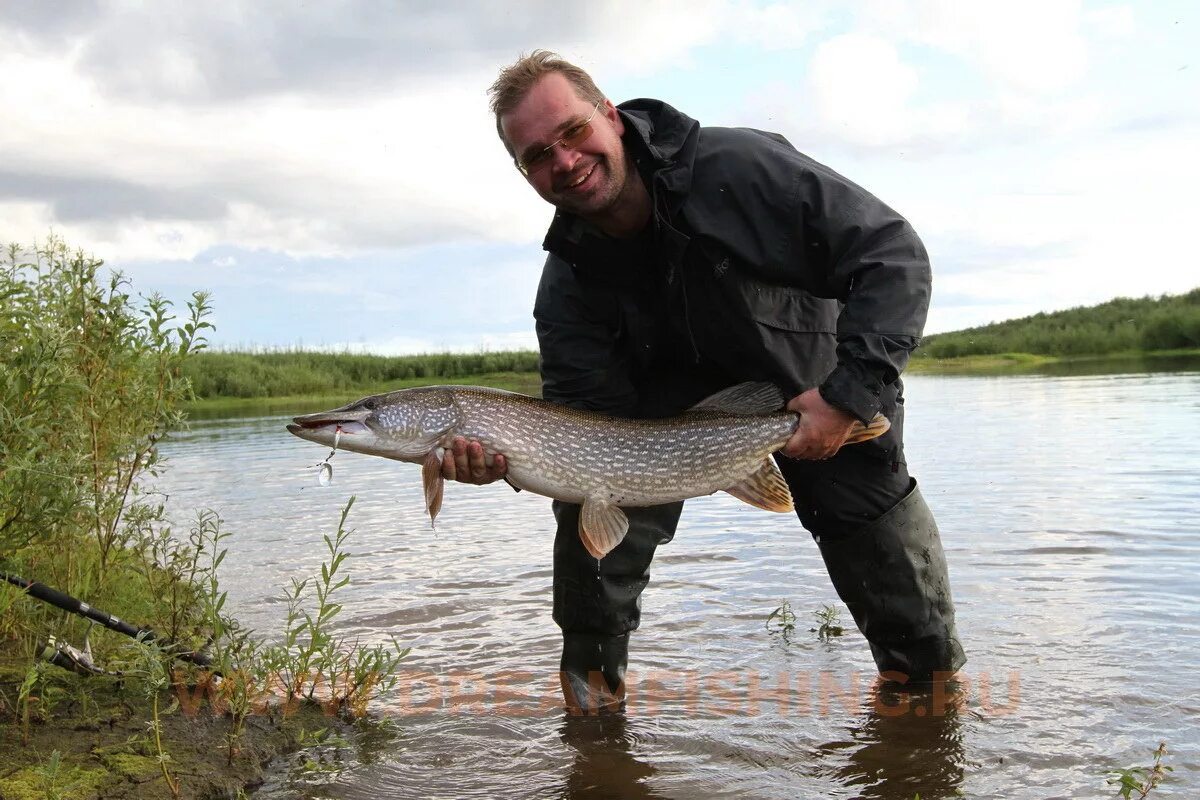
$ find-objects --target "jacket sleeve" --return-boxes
[801,169,932,423]
[534,254,639,415]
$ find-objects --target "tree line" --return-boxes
[184,349,541,399]
[917,288,1200,359]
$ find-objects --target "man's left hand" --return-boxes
[782,388,858,460]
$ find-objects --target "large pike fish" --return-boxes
[287,382,888,559]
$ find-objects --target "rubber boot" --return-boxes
[816,479,966,683]
[559,632,629,715]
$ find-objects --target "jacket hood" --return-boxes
[616,98,699,166]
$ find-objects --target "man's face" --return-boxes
[500,72,629,219]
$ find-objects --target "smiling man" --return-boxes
[450,50,965,713]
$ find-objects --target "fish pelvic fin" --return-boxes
[421,449,445,526]
[687,382,785,415]
[579,497,630,560]
[844,412,891,444]
[724,457,794,513]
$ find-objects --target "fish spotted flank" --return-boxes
[287,382,889,559]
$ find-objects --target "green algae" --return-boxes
[94,752,160,781]
[0,757,107,800]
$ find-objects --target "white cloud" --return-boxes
[858,0,1090,94]
[0,49,549,261]
[1083,5,1136,40]
[912,113,1200,333]
[809,34,918,145]
[1,1,1195,351]
[806,33,972,150]
[729,1,833,51]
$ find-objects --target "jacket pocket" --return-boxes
[684,240,840,392]
[736,273,839,335]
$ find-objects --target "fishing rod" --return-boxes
[1,570,215,676]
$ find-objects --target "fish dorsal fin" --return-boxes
[421,449,445,526]
[579,496,630,559]
[724,458,794,513]
[688,382,786,415]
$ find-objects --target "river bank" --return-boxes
[0,655,354,800]
[181,350,1200,420]
[906,347,1200,375]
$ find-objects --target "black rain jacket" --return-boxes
[533,99,930,440]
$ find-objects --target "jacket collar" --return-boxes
[542,98,699,265]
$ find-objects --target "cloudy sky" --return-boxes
[2,1,1195,353]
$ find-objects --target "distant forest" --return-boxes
[183,289,1200,400]
[917,288,1200,359]
[184,350,539,399]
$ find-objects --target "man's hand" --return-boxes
[441,437,508,485]
[781,388,858,460]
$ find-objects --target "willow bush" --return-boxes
[1,241,407,773]
[0,237,212,576]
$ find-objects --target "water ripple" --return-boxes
[155,373,1200,799]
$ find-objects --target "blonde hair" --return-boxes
[488,50,606,156]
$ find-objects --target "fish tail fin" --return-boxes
[844,412,891,445]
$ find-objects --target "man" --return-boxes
[447,50,965,712]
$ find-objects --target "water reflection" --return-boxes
[824,680,967,800]
[557,713,665,800]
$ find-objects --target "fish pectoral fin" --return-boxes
[579,497,630,560]
[844,412,891,444]
[422,449,445,526]
[724,458,794,513]
[687,382,786,415]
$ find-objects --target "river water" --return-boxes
[155,371,1199,799]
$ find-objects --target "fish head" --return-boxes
[287,387,461,463]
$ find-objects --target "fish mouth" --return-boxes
[288,406,372,436]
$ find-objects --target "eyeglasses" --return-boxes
[514,100,602,176]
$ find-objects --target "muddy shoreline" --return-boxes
[0,658,357,800]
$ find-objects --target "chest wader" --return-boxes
[770,406,965,684]
[552,500,682,714]
[810,479,966,683]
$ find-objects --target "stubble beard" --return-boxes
[552,152,628,221]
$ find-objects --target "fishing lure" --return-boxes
[313,426,341,486]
